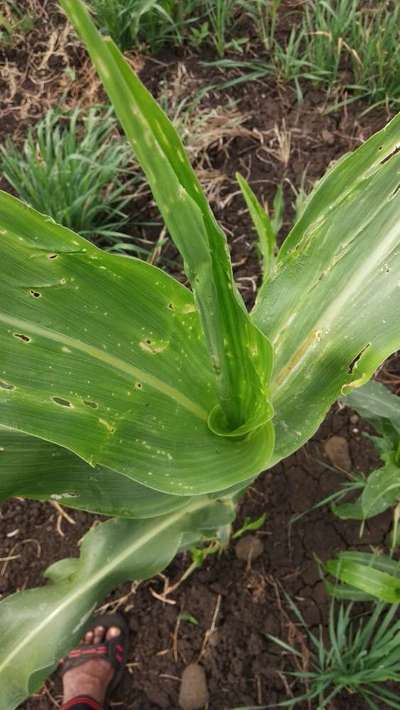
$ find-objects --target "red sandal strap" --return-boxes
[60,695,102,710]
[68,645,107,658]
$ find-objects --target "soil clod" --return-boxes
[179,663,209,710]
[323,435,352,471]
[235,534,264,562]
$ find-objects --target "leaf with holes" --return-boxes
[3,0,400,705]
[60,0,273,439]
[0,191,273,497]
[252,113,400,464]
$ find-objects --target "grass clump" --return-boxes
[349,2,400,108]
[0,1,35,47]
[0,106,137,243]
[301,0,400,107]
[86,0,182,52]
[206,0,400,109]
[270,599,400,708]
[87,0,243,54]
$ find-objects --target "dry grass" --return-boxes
[1,8,254,211]
[0,0,272,306]
[158,63,257,203]
[1,0,109,142]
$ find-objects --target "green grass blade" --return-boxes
[326,558,400,603]
[236,172,276,280]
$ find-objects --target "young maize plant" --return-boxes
[335,379,400,522]
[325,380,400,605]
[2,0,400,705]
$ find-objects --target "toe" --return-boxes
[83,630,94,645]
[93,625,105,644]
[106,626,121,641]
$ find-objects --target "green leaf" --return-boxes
[337,381,400,519]
[0,427,190,518]
[333,551,400,576]
[332,499,365,520]
[0,496,235,709]
[178,611,199,625]
[332,463,400,521]
[325,579,374,602]
[271,183,284,237]
[252,111,400,464]
[361,462,400,518]
[326,552,400,603]
[236,173,276,279]
[0,191,273,497]
[344,379,400,435]
[59,0,273,438]
[232,512,267,538]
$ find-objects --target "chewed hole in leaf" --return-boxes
[52,396,73,408]
[48,253,59,260]
[381,145,400,165]
[348,344,370,374]
[139,338,169,354]
[98,417,115,433]
[83,400,98,409]
[30,290,41,299]
[14,333,31,343]
[0,381,15,390]
[167,303,176,311]
[135,382,143,390]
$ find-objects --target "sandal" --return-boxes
[61,612,129,707]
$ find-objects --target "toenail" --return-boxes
[107,626,121,639]
[93,626,105,641]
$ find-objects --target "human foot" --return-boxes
[62,618,127,705]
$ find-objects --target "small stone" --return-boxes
[207,629,220,647]
[350,414,359,424]
[323,435,352,472]
[179,663,209,710]
[322,128,335,144]
[235,534,264,562]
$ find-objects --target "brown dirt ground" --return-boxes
[1,406,391,710]
[0,3,398,708]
